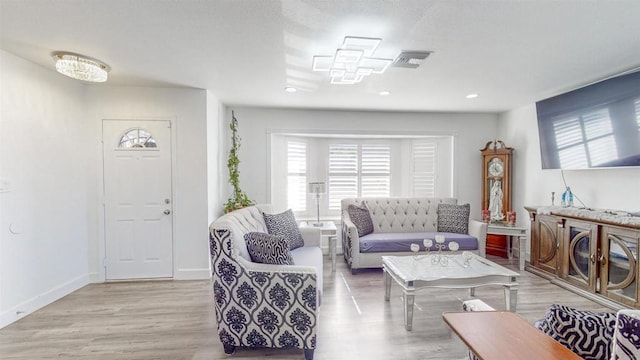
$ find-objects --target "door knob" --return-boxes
[164,209,171,215]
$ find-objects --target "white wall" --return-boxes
[85,86,212,281]
[499,104,640,259]
[224,106,498,219]
[207,92,224,224]
[0,50,91,327]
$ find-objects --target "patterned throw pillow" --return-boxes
[263,209,305,250]
[348,202,374,237]
[534,304,616,360]
[611,310,640,359]
[244,232,295,265]
[437,203,470,234]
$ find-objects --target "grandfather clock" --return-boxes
[481,140,514,257]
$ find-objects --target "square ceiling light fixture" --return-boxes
[52,51,110,82]
[312,37,392,84]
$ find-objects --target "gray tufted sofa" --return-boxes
[209,204,322,360]
[341,197,487,274]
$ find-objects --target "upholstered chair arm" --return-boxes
[341,218,359,266]
[468,219,487,258]
[299,227,321,248]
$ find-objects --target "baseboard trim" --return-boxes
[0,274,89,329]
[174,268,211,280]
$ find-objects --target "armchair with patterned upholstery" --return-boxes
[209,204,322,360]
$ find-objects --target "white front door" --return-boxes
[102,119,173,280]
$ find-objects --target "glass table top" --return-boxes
[382,252,519,282]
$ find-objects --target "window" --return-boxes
[118,128,157,148]
[411,140,437,196]
[271,133,452,218]
[552,107,617,168]
[286,140,307,211]
[328,142,390,210]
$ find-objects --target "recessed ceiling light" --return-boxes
[284,87,297,93]
[466,93,479,99]
[379,90,390,96]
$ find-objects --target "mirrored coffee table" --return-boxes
[382,253,519,330]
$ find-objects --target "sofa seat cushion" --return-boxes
[358,232,478,253]
[291,246,323,305]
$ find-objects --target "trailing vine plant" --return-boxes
[223,111,253,213]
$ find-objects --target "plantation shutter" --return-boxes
[411,141,436,197]
[328,143,358,210]
[361,144,390,197]
[287,140,307,211]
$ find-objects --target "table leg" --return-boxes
[469,287,476,297]
[518,235,526,271]
[384,269,391,301]
[504,280,518,312]
[507,235,513,260]
[404,290,415,331]
[329,235,336,272]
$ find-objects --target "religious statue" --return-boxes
[489,179,504,221]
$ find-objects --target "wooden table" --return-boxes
[487,222,528,271]
[442,311,581,360]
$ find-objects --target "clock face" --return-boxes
[488,157,504,177]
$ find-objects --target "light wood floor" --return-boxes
[0,256,612,360]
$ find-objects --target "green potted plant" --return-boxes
[223,111,253,213]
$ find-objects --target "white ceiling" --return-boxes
[1,0,639,113]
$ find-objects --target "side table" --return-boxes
[487,222,528,271]
[299,221,337,271]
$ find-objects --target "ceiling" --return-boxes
[1,0,639,113]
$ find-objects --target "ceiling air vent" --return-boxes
[392,51,433,68]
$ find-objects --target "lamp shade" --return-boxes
[308,182,326,194]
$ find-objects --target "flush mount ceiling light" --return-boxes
[312,36,392,85]
[52,51,110,82]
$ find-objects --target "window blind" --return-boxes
[411,141,436,197]
[287,140,307,211]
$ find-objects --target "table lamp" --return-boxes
[308,182,326,226]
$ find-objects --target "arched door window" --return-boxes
[118,128,157,148]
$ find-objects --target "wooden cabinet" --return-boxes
[526,207,640,309]
[599,226,639,308]
[530,213,561,275]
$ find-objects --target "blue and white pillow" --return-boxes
[244,232,295,265]
[535,304,616,360]
[263,209,305,250]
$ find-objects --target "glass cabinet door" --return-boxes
[600,226,639,307]
[564,220,598,291]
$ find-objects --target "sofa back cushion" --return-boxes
[210,204,272,261]
[342,197,457,233]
